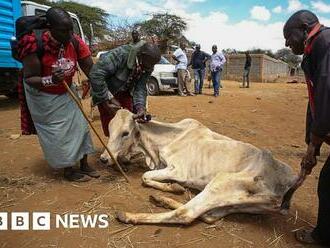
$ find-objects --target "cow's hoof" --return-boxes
[100,154,109,164]
[149,195,174,209]
[149,195,164,207]
[170,183,185,194]
[100,157,108,164]
[116,211,131,224]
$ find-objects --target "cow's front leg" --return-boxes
[149,194,183,209]
[142,169,185,194]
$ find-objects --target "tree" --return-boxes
[54,1,109,46]
[29,0,53,5]
[29,0,109,46]
[222,48,238,54]
[137,13,187,53]
[106,17,136,43]
[249,48,275,58]
[275,48,302,67]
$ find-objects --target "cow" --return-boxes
[101,109,298,225]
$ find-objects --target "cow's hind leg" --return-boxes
[117,187,217,224]
[116,175,244,225]
[149,194,222,224]
[116,174,278,225]
[142,169,186,194]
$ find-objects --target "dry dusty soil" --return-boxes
[0,80,328,248]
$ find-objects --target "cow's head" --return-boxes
[100,109,141,166]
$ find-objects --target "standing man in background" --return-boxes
[210,45,226,97]
[131,29,140,44]
[189,44,210,94]
[172,42,194,96]
[242,51,251,88]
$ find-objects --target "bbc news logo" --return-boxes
[0,212,109,230]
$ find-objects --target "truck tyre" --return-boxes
[5,91,18,99]
[147,77,159,96]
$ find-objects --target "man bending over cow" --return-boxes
[284,10,330,246]
[89,42,161,137]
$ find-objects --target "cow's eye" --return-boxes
[122,131,129,137]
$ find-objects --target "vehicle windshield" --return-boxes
[158,56,170,64]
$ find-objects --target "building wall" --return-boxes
[261,55,289,82]
[222,54,289,82]
[222,54,262,82]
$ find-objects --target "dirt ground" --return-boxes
[0,80,328,248]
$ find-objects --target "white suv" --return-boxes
[147,56,179,95]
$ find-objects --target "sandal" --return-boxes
[80,164,101,178]
[295,227,326,246]
[64,168,91,182]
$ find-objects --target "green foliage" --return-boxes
[223,48,301,67]
[275,48,302,67]
[137,13,187,52]
[248,48,276,58]
[28,0,54,5]
[29,0,109,44]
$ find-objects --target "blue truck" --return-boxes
[0,0,21,97]
[0,0,85,98]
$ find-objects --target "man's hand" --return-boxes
[301,143,317,175]
[100,98,122,116]
[51,67,65,84]
[133,108,151,123]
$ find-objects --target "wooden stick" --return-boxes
[62,81,130,183]
[109,225,134,236]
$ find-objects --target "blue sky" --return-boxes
[187,0,329,22]
[76,0,330,52]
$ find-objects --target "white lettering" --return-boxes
[56,214,69,228]
[33,212,50,230]
[81,215,98,228]
[11,212,29,230]
[69,214,80,228]
[98,214,109,228]
[0,213,8,230]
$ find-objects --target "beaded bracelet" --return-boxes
[41,76,54,87]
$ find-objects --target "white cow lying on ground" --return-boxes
[101,109,297,225]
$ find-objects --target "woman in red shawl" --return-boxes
[19,7,99,182]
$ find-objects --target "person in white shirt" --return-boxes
[210,45,226,96]
[172,42,194,96]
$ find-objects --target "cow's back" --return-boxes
[159,120,295,194]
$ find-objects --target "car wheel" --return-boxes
[147,77,159,96]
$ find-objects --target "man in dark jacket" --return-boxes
[89,42,160,136]
[242,51,251,88]
[284,10,330,246]
[189,44,210,94]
